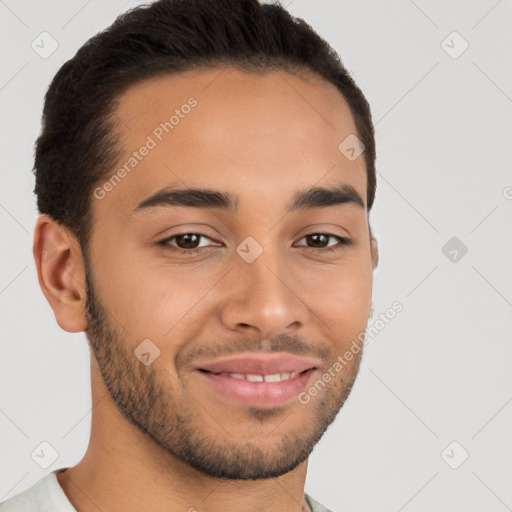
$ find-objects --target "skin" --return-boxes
[33,67,378,512]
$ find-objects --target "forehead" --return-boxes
[103,67,367,213]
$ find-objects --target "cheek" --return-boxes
[95,255,220,338]
[304,259,373,344]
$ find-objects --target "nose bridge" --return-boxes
[221,237,305,339]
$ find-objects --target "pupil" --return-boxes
[308,234,327,247]
[177,234,199,249]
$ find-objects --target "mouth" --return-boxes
[194,367,318,408]
[198,369,306,382]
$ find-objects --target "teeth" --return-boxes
[245,374,264,382]
[218,371,299,382]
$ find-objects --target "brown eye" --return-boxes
[295,233,353,252]
[304,234,329,248]
[174,233,202,249]
[158,233,217,252]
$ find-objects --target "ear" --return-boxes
[370,235,379,270]
[33,215,88,332]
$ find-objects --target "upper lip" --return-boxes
[194,353,320,375]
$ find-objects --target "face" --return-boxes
[83,67,376,480]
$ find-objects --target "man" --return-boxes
[1,0,378,510]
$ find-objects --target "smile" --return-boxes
[195,368,317,408]
[209,371,299,382]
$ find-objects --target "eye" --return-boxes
[295,233,353,253]
[157,233,219,254]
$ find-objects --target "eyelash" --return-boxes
[157,232,353,255]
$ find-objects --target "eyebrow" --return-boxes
[133,183,365,214]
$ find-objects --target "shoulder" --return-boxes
[305,492,336,512]
[0,469,74,512]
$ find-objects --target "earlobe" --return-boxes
[33,215,88,333]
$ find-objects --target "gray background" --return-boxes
[1,0,511,511]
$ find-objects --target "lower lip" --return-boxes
[195,369,317,408]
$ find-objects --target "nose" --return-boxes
[220,243,307,342]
